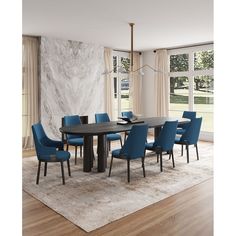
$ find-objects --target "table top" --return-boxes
[59,117,189,136]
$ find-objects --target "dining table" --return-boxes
[59,116,189,173]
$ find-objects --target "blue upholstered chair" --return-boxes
[95,113,122,151]
[175,117,202,163]
[32,123,71,185]
[176,111,196,135]
[121,111,134,140]
[109,124,148,182]
[145,120,178,172]
[64,115,84,165]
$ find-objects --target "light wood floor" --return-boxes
[23,144,213,236]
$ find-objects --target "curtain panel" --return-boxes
[154,49,169,117]
[22,36,39,149]
[129,52,142,115]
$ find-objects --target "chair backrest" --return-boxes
[119,124,148,159]
[32,123,56,159]
[182,111,196,119]
[121,111,133,119]
[64,115,82,139]
[95,113,110,123]
[154,120,178,152]
[180,117,202,145]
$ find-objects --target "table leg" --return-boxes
[83,136,94,172]
[154,127,162,139]
[97,134,107,172]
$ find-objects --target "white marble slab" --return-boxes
[40,37,105,139]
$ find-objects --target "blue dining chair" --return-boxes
[109,124,148,182]
[145,120,178,172]
[32,123,71,185]
[175,117,202,163]
[176,111,196,135]
[121,111,134,140]
[95,113,122,151]
[64,115,84,165]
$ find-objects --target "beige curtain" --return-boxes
[129,52,142,115]
[104,48,114,119]
[154,49,169,116]
[22,36,39,149]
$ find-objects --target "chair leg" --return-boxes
[186,145,189,163]
[36,160,41,184]
[171,150,175,168]
[169,152,171,160]
[142,157,146,178]
[67,159,71,176]
[44,162,47,176]
[108,156,113,177]
[195,143,199,160]
[60,161,65,185]
[160,152,163,172]
[127,159,130,182]
[156,153,159,163]
[181,144,183,156]
[75,146,78,165]
[66,144,69,151]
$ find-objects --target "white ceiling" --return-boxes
[22,0,213,51]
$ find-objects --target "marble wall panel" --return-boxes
[40,37,105,139]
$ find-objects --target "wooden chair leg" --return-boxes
[181,144,183,156]
[186,145,189,163]
[44,162,47,176]
[66,144,69,151]
[127,159,130,182]
[196,143,199,160]
[60,161,65,185]
[67,159,71,176]
[108,156,113,177]
[36,160,41,184]
[142,157,146,178]
[156,153,159,163]
[120,138,122,147]
[160,152,163,172]
[171,150,175,168]
[75,146,78,165]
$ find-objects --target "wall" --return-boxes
[40,37,105,139]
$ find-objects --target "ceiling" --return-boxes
[22,0,213,51]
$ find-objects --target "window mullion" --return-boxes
[189,51,194,111]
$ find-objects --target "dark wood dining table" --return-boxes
[59,117,189,173]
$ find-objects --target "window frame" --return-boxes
[168,44,214,141]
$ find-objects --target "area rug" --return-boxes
[23,141,213,232]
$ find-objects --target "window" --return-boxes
[112,51,131,118]
[168,45,214,140]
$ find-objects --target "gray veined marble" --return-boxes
[40,37,105,139]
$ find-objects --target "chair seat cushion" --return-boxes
[107,133,121,141]
[145,142,155,150]
[55,150,71,161]
[40,151,70,162]
[176,128,186,135]
[67,138,83,146]
[112,148,128,159]
[112,148,121,157]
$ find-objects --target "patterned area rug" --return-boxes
[23,142,213,232]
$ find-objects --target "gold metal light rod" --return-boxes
[129,23,134,72]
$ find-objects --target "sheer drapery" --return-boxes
[104,48,114,119]
[22,36,39,149]
[129,52,142,115]
[154,49,169,116]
